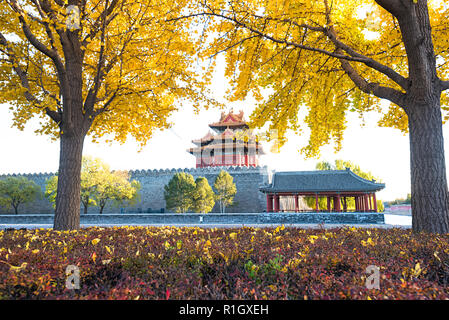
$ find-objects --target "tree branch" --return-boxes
[0,32,62,123]
[441,80,449,91]
[374,0,409,18]
[81,0,121,47]
[339,58,407,109]
[6,0,70,110]
[7,0,65,73]
[175,10,409,91]
[324,26,409,90]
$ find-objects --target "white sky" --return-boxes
[1,57,448,202]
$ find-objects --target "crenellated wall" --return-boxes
[0,166,272,214]
[0,172,54,214]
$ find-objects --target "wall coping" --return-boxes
[0,165,270,178]
[0,212,384,217]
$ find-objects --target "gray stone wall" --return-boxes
[0,166,272,214]
[0,212,385,225]
[0,173,54,214]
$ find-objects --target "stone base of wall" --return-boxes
[0,212,384,225]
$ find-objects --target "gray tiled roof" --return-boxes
[260,169,385,193]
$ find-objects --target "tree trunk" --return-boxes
[13,204,18,215]
[408,98,449,233]
[390,1,449,233]
[53,133,85,230]
[83,203,88,215]
[100,205,105,214]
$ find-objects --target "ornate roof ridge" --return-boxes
[261,169,385,193]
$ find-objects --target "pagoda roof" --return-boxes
[192,131,215,145]
[192,128,260,145]
[209,110,249,129]
[260,169,385,193]
[187,142,265,155]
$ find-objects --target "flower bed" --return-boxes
[0,226,448,299]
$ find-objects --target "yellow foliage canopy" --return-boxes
[186,0,449,157]
[0,0,214,145]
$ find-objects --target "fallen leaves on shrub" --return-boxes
[0,226,448,299]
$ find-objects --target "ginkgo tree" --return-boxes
[179,0,449,233]
[0,0,213,230]
[45,156,140,214]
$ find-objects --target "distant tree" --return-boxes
[315,161,334,171]
[377,200,385,213]
[79,156,109,214]
[164,172,196,213]
[45,157,140,214]
[44,175,58,209]
[95,171,140,214]
[386,194,412,206]
[213,170,237,214]
[306,160,382,211]
[0,176,41,214]
[192,177,215,213]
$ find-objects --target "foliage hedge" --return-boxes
[0,226,448,299]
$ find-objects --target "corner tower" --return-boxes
[187,110,264,168]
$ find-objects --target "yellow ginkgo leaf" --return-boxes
[0,261,28,272]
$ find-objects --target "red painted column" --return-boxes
[274,195,280,212]
[354,196,358,211]
[266,194,273,213]
[363,195,368,212]
[343,197,347,212]
[336,194,341,212]
[294,194,299,212]
[327,196,331,212]
[315,194,319,212]
[373,193,377,212]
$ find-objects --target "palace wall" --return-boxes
[0,172,54,214]
[0,166,272,214]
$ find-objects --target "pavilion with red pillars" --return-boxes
[187,110,264,168]
[260,169,385,213]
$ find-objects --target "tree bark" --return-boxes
[407,98,449,233]
[378,0,449,233]
[408,93,449,233]
[53,133,85,230]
